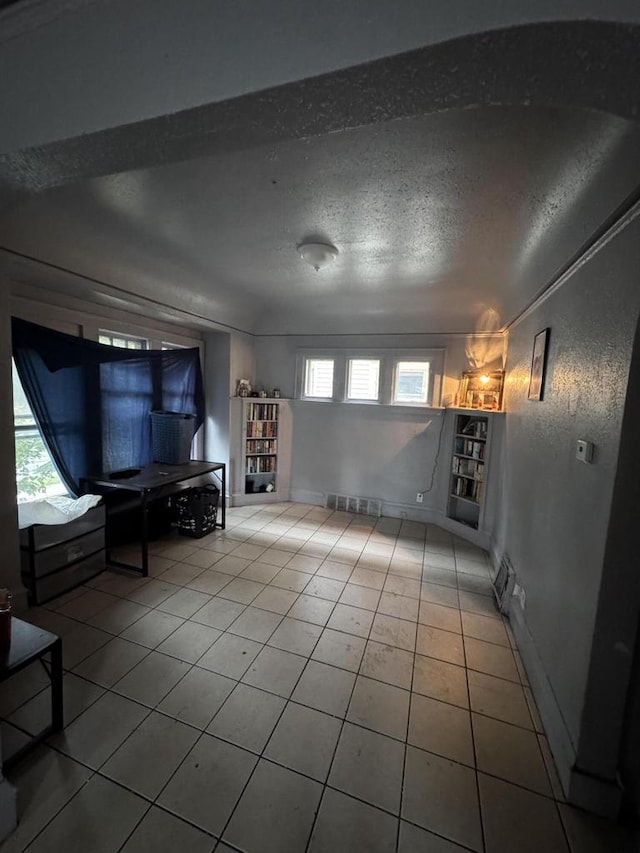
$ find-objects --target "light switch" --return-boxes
[576,440,594,464]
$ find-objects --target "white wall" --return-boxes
[253,333,503,523]
[500,209,640,810]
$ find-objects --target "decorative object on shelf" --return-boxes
[237,379,251,397]
[528,328,550,401]
[456,370,504,410]
[297,241,339,271]
[272,389,281,398]
[258,390,268,398]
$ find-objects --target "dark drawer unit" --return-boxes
[20,504,106,606]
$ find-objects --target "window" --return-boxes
[297,348,443,407]
[393,360,430,405]
[347,359,380,401]
[13,363,67,503]
[99,330,148,349]
[304,358,335,399]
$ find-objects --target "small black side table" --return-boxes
[0,618,63,771]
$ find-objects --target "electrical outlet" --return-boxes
[513,583,526,611]
[416,492,424,504]
[576,439,595,464]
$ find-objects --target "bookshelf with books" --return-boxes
[231,398,292,505]
[447,412,490,531]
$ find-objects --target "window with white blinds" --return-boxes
[99,330,149,349]
[347,359,380,401]
[304,358,335,398]
[297,348,444,407]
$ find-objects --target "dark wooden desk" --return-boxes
[83,460,226,576]
[0,618,62,771]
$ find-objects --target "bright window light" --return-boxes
[304,358,334,398]
[13,363,68,503]
[394,361,430,404]
[99,330,148,349]
[347,359,380,401]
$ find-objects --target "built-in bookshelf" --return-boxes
[231,398,292,505]
[447,413,489,530]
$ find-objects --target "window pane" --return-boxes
[394,361,430,404]
[304,359,334,398]
[347,359,380,400]
[13,363,67,502]
[99,331,148,349]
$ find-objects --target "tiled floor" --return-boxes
[2,503,639,852]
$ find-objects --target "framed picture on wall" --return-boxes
[528,328,550,401]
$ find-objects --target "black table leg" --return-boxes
[50,638,63,731]
[221,466,226,529]
[140,492,149,577]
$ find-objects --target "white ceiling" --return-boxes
[2,13,640,336]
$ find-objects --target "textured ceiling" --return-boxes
[2,20,640,335]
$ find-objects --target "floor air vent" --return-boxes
[492,554,515,614]
[325,494,382,517]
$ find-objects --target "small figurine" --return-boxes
[237,379,251,397]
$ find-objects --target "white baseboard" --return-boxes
[488,547,623,817]
[290,490,491,548]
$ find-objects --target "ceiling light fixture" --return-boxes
[297,241,339,271]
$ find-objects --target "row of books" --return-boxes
[246,456,277,474]
[460,418,488,439]
[452,457,484,480]
[451,476,483,502]
[246,421,278,438]
[454,438,485,459]
[246,439,277,454]
[245,403,280,421]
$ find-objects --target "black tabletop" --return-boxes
[0,618,59,674]
[84,460,225,493]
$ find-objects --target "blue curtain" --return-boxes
[12,318,205,496]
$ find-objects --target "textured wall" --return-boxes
[3,1,640,156]
[502,214,640,758]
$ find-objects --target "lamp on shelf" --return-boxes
[297,241,339,272]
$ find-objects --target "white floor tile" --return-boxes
[158,733,257,835]
[267,616,323,656]
[402,745,483,852]
[292,660,356,716]
[479,773,569,853]
[264,701,341,781]
[119,806,214,853]
[24,774,147,853]
[408,693,474,765]
[156,620,222,663]
[347,675,410,740]
[312,627,367,672]
[207,682,285,752]
[197,632,262,679]
[101,710,199,798]
[309,788,398,853]
[223,759,322,853]
[50,690,149,769]
[2,747,92,853]
[329,722,405,813]
[158,665,235,729]
[473,713,551,796]
[360,641,414,689]
[413,655,469,708]
[241,646,307,698]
